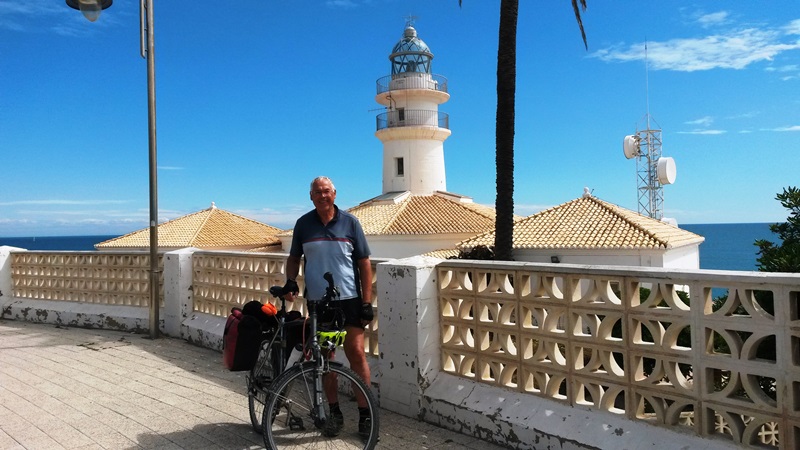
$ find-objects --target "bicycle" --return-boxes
[261,272,379,449]
[247,280,334,433]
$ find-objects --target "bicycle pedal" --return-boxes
[288,416,305,431]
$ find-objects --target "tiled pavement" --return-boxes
[0,319,510,450]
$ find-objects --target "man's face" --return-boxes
[310,179,336,214]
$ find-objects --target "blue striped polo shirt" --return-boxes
[289,205,371,301]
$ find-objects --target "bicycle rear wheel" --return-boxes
[248,340,280,433]
[262,361,379,449]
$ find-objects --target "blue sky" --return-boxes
[1,1,798,237]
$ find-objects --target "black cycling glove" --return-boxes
[282,279,299,296]
[360,302,374,322]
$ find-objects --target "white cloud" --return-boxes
[785,19,800,35]
[325,0,359,8]
[0,218,34,224]
[0,2,62,16]
[767,64,799,72]
[697,11,730,28]
[726,111,760,120]
[0,1,65,32]
[0,200,130,207]
[685,116,714,126]
[771,125,800,132]
[592,21,800,72]
[677,129,727,135]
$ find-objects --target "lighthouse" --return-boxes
[375,21,451,195]
[341,20,497,259]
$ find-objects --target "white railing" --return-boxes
[191,252,290,316]
[436,260,800,449]
[190,251,381,357]
[6,248,798,447]
[10,251,163,307]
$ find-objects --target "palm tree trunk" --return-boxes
[494,0,518,261]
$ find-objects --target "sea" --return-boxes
[0,223,782,271]
[0,235,116,252]
[680,223,778,271]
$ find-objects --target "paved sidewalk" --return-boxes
[0,319,509,450]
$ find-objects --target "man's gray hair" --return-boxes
[310,176,336,192]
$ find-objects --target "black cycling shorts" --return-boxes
[319,297,366,330]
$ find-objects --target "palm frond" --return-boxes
[572,0,588,50]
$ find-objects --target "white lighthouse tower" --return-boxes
[341,20,497,259]
[375,20,451,195]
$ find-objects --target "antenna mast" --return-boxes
[645,41,651,130]
[639,40,664,219]
[622,41,676,221]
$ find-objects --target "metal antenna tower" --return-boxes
[622,42,676,220]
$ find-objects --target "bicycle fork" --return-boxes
[312,362,327,428]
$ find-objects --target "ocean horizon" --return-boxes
[0,222,782,272]
[0,235,117,252]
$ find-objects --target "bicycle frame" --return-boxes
[300,271,341,426]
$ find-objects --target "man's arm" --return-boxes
[284,255,302,300]
[357,257,372,304]
[286,255,301,282]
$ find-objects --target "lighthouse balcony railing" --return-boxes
[376,110,449,131]
[376,73,448,95]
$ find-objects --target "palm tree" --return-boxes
[461,0,588,261]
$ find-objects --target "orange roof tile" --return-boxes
[95,204,284,249]
[348,192,500,236]
[422,248,461,259]
[458,195,704,250]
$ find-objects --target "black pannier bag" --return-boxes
[222,301,280,371]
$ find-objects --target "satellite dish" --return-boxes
[623,135,639,159]
[657,157,677,185]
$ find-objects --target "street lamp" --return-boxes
[67,0,161,339]
[65,0,112,22]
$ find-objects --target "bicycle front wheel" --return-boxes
[262,361,379,449]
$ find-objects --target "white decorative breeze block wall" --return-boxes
[3,247,797,449]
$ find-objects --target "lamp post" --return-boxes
[67,0,161,339]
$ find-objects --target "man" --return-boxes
[283,176,374,437]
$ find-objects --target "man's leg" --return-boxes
[343,325,371,408]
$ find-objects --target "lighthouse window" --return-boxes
[398,108,405,122]
[396,157,404,176]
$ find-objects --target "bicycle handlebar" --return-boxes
[268,273,339,303]
[268,286,285,298]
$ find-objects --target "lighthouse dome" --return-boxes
[390,25,433,75]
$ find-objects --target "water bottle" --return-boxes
[285,344,304,369]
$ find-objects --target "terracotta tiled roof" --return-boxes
[422,248,461,259]
[95,204,284,249]
[246,244,284,253]
[347,191,499,236]
[458,195,704,250]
